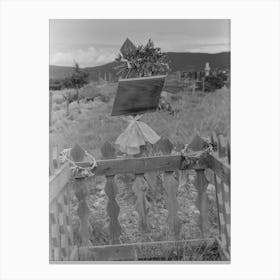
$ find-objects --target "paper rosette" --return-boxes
[115,115,160,155]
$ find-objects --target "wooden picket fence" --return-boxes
[49,132,230,262]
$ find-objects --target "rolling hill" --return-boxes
[49,52,230,81]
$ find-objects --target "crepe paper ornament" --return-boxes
[115,115,160,155]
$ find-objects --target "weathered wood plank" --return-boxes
[101,141,116,159]
[70,246,78,261]
[50,199,61,261]
[57,193,70,260]
[60,141,228,184]
[53,145,61,169]
[105,176,121,244]
[144,172,158,192]
[217,134,226,158]
[214,175,229,250]
[49,145,54,175]
[74,179,93,246]
[215,237,230,261]
[111,75,166,116]
[195,170,209,237]
[163,172,181,240]
[70,143,86,162]
[188,134,208,151]
[227,140,231,164]
[211,131,218,151]
[79,155,207,176]
[79,244,137,261]
[65,184,74,250]
[120,38,137,56]
[49,91,53,126]
[155,137,174,155]
[132,175,149,231]
[77,238,217,261]
[207,152,230,187]
[49,163,71,204]
[220,181,230,252]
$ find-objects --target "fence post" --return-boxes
[49,144,54,175]
[70,144,93,246]
[195,169,209,237]
[50,199,61,261]
[157,137,181,240]
[163,171,181,240]
[188,135,209,237]
[211,132,231,253]
[101,142,121,244]
[49,91,53,126]
[105,176,121,244]
[132,174,149,232]
[74,179,93,246]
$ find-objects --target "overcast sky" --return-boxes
[50,19,230,67]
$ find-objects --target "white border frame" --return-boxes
[1,0,280,280]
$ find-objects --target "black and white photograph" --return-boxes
[49,19,231,262]
[1,0,280,279]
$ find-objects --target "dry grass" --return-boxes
[50,81,230,156]
[50,81,230,250]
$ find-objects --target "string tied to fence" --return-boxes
[59,148,97,178]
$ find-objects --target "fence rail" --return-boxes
[49,133,230,261]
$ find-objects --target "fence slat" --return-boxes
[49,91,53,127]
[74,180,93,246]
[101,141,116,159]
[132,175,149,232]
[195,170,209,237]
[227,140,230,164]
[220,181,230,251]
[49,145,54,175]
[163,172,181,240]
[144,172,158,192]
[57,192,70,260]
[49,163,71,204]
[65,183,74,250]
[217,135,226,158]
[211,131,218,151]
[214,175,229,250]
[207,153,230,187]
[50,199,61,261]
[105,176,121,244]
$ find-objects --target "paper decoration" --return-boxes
[115,115,160,155]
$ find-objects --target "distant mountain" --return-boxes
[49,62,118,81]
[167,52,230,72]
[49,52,230,81]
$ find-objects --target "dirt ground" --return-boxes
[69,169,219,247]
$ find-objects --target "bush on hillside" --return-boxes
[203,76,224,92]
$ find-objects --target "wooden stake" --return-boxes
[195,170,209,237]
[49,91,53,126]
[105,176,121,244]
[74,180,92,246]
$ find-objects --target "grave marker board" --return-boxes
[111,75,166,116]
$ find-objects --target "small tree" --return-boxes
[115,39,170,79]
[64,62,89,113]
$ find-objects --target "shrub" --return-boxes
[203,76,224,92]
